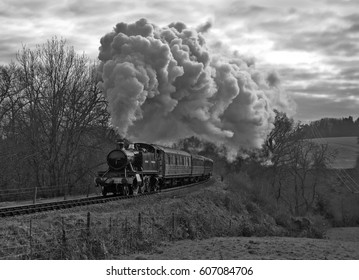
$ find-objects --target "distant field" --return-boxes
[310,136,359,169]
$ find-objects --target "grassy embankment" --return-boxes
[0,174,332,259]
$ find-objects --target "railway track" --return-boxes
[0,178,212,218]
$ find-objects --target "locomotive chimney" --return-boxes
[116,140,125,150]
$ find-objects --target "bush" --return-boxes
[226,172,252,194]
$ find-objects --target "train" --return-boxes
[95,141,213,196]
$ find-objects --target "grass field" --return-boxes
[310,136,359,169]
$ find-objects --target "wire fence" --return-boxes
[0,210,234,260]
[0,182,99,206]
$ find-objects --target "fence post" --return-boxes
[61,217,66,259]
[138,212,142,233]
[87,183,90,198]
[87,212,91,239]
[109,217,112,233]
[125,216,128,235]
[64,184,67,201]
[151,216,155,236]
[33,186,37,205]
[172,212,175,241]
[29,219,33,259]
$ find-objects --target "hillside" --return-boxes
[1,177,358,259]
[303,116,359,138]
[310,136,359,169]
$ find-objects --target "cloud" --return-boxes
[292,93,359,121]
[0,0,357,123]
[348,23,359,32]
[339,67,359,80]
[283,70,359,121]
[196,20,213,33]
[0,0,50,19]
[277,29,359,57]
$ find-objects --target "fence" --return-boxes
[0,211,238,260]
[0,182,97,204]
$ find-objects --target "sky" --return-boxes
[0,0,358,123]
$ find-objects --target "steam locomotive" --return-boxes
[95,142,213,196]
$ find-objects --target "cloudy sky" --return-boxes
[0,0,358,122]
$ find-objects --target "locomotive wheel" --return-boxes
[149,176,160,192]
[152,180,159,192]
[141,177,149,193]
[140,182,145,194]
[113,184,119,195]
[122,185,129,196]
[132,181,139,196]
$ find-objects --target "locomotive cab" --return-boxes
[134,143,162,173]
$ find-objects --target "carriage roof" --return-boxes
[151,144,191,157]
[135,142,213,162]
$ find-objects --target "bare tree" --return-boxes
[0,62,25,136]
[8,37,110,197]
[264,110,335,215]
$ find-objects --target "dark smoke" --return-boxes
[196,20,213,33]
[98,18,295,158]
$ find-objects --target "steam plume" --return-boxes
[98,18,295,157]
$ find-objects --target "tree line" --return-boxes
[302,116,359,138]
[175,110,340,216]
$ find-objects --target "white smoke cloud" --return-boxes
[98,18,295,156]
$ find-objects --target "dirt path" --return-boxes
[128,227,359,260]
